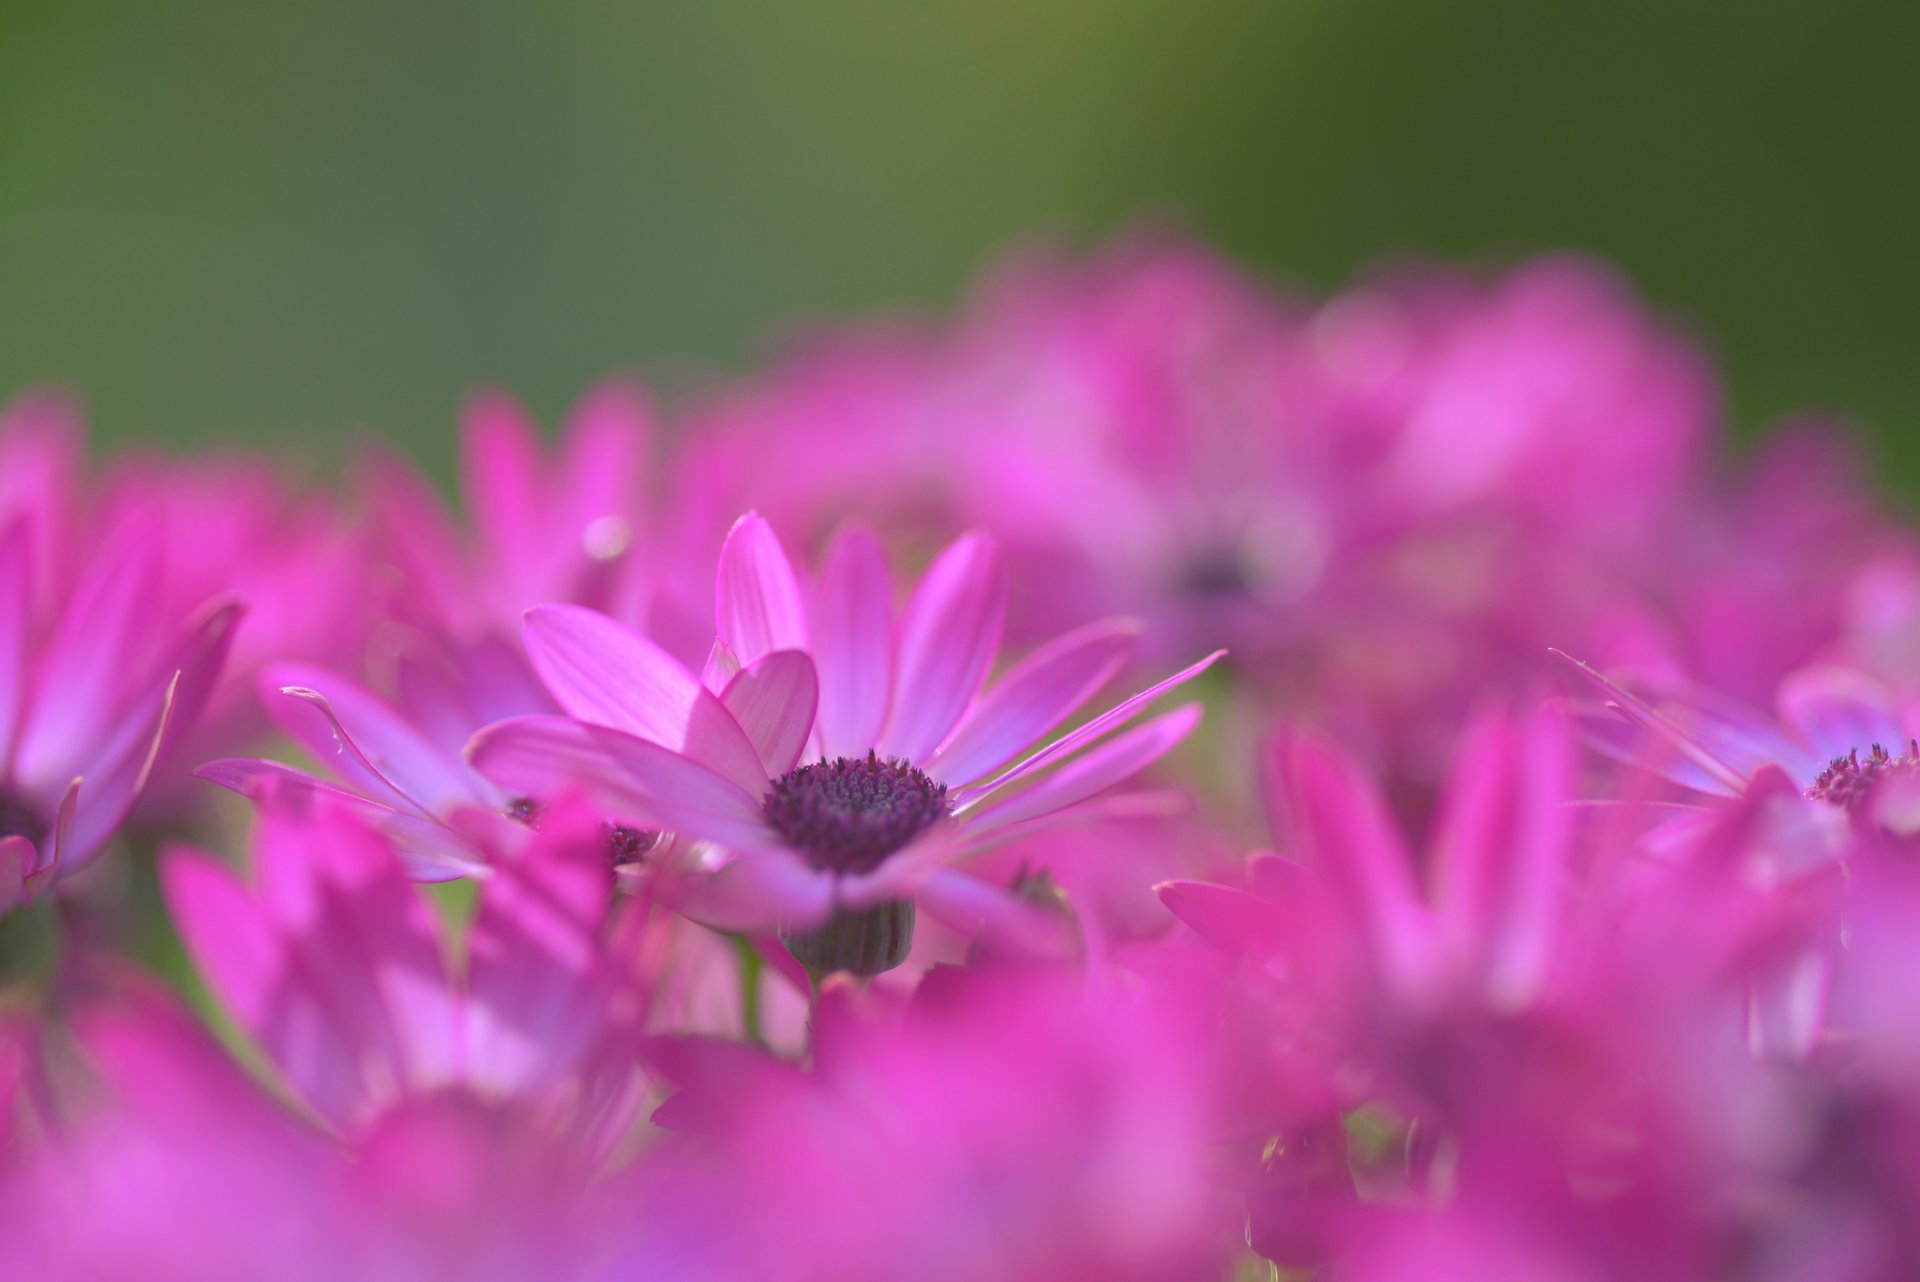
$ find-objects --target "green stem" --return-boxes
[732,933,766,1048]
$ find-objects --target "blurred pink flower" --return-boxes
[160,790,656,1149]
[649,966,1233,1282]
[472,514,1218,973]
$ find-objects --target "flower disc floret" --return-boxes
[762,752,950,875]
[1807,740,1920,813]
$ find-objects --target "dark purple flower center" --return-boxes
[0,789,47,847]
[1806,740,1920,813]
[762,752,950,875]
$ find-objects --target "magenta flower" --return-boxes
[649,967,1233,1282]
[161,790,655,1147]
[359,380,660,654]
[472,514,1220,974]
[0,516,240,914]
[94,448,370,808]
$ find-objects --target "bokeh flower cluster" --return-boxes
[3,235,1919,1279]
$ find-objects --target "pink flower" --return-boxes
[472,514,1220,974]
[0,516,240,915]
[358,380,662,661]
[93,448,370,811]
[650,967,1234,1282]
[160,789,655,1148]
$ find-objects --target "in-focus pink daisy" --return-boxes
[472,514,1220,974]
[0,515,240,914]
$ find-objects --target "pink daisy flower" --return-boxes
[472,514,1220,975]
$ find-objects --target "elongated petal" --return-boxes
[1268,732,1430,993]
[57,674,178,867]
[1428,708,1573,1009]
[965,704,1201,831]
[467,715,658,818]
[461,388,547,596]
[1156,878,1286,956]
[466,804,616,1096]
[1552,649,1749,795]
[160,847,372,1130]
[672,849,833,932]
[523,604,768,793]
[877,532,1007,762]
[15,530,161,782]
[265,663,496,816]
[957,649,1224,806]
[0,520,31,766]
[929,617,1140,786]
[558,380,651,541]
[716,513,809,666]
[721,651,819,776]
[810,526,894,758]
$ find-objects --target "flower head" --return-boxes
[473,514,1219,973]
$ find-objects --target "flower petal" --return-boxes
[0,520,31,766]
[523,604,769,793]
[956,648,1224,806]
[877,532,1008,762]
[716,513,809,666]
[720,650,819,777]
[965,704,1202,831]
[928,617,1140,786]
[809,526,894,758]
[265,663,497,816]
[1778,664,1908,765]
[15,528,161,782]
[672,849,833,932]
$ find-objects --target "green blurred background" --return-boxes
[2,0,1915,484]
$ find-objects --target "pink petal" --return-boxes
[809,526,894,758]
[265,663,497,816]
[160,846,372,1129]
[352,446,469,625]
[461,388,547,597]
[1155,878,1286,956]
[523,604,768,794]
[154,598,246,757]
[14,528,162,783]
[964,703,1202,831]
[466,715,658,818]
[1778,664,1908,763]
[720,650,820,776]
[1552,649,1748,795]
[1428,708,1573,1010]
[0,520,30,766]
[465,804,617,1095]
[912,866,1078,959]
[556,379,651,553]
[470,716,776,855]
[672,849,833,932]
[1268,732,1430,992]
[877,532,1008,762]
[56,673,179,867]
[928,617,1141,786]
[956,648,1225,806]
[716,513,810,666]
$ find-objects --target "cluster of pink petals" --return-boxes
[5,234,1920,1279]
